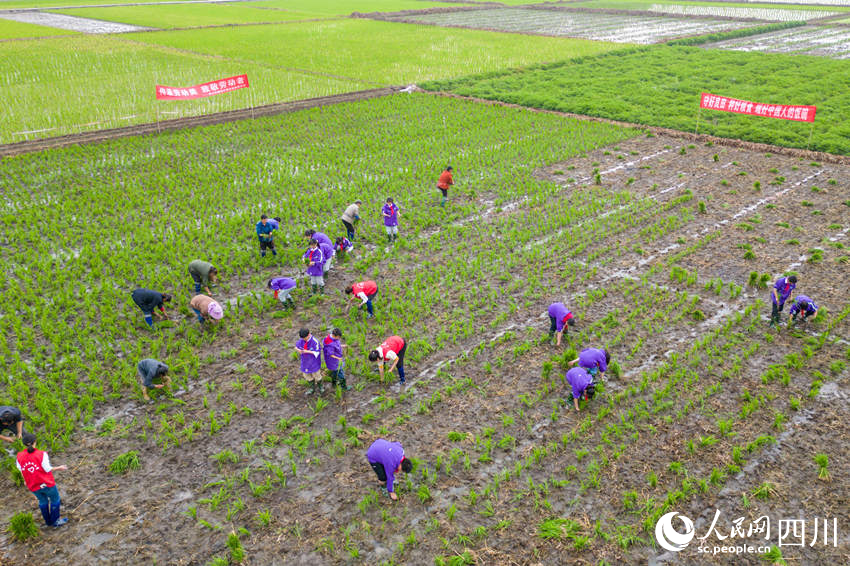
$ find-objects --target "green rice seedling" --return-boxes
[752,482,776,500]
[760,546,786,565]
[255,509,272,527]
[108,451,140,475]
[814,454,830,481]
[7,512,39,541]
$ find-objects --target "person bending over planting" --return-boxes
[319,240,335,282]
[131,288,171,328]
[340,200,361,241]
[366,438,413,501]
[335,236,353,259]
[295,328,323,395]
[0,405,24,444]
[568,348,610,380]
[437,166,453,207]
[788,295,818,327]
[189,294,224,325]
[346,280,378,319]
[268,277,296,310]
[770,275,797,327]
[382,198,400,243]
[17,432,69,527]
[256,214,277,258]
[138,358,170,401]
[370,335,407,386]
[323,328,350,391]
[188,260,218,295]
[304,229,332,248]
[267,216,282,231]
[547,302,575,346]
[304,239,325,295]
[566,367,596,412]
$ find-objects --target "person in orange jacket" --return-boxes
[437,166,453,207]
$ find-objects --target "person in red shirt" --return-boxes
[16,432,69,527]
[369,336,407,386]
[437,166,453,207]
[345,280,378,319]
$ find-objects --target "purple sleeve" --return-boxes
[385,466,396,492]
[596,351,607,373]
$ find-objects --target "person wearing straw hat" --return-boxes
[189,294,224,325]
[16,432,69,527]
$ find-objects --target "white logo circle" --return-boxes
[655,511,695,552]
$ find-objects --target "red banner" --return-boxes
[700,92,815,123]
[156,74,248,100]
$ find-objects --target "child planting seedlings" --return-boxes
[267,277,296,309]
[788,295,818,327]
[334,236,353,259]
[16,432,69,527]
[769,275,797,327]
[256,214,277,258]
[340,200,361,240]
[137,358,170,401]
[566,367,596,412]
[382,197,400,243]
[366,438,413,501]
[189,294,224,325]
[319,240,335,282]
[346,280,378,319]
[131,288,172,328]
[188,260,218,295]
[295,328,323,395]
[567,348,610,379]
[303,239,325,295]
[323,328,350,391]
[0,405,24,444]
[369,335,407,387]
[547,302,575,346]
[304,229,332,247]
[436,166,453,207]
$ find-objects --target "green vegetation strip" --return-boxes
[55,4,321,29]
[423,45,850,155]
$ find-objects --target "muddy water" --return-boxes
[0,11,152,32]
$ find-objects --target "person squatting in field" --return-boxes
[382,198,400,242]
[268,277,296,309]
[788,295,818,327]
[256,214,277,257]
[769,275,797,327]
[304,239,325,294]
[346,280,378,319]
[189,294,224,325]
[0,405,24,444]
[131,288,172,328]
[304,229,332,248]
[137,358,170,401]
[340,200,361,241]
[366,438,413,501]
[566,367,596,412]
[319,239,335,282]
[335,236,353,259]
[568,348,610,380]
[437,166,453,207]
[17,432,69,527]
[547,302,575,346]
[323,328,350,391]
[370,335,407,386]
[188,260,218,295]
[296,328,323,395]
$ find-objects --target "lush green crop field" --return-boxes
[242,0,475,16]
[424,46,850,154]
[0,17,78,38]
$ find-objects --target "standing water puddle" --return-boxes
[0,11,154,33]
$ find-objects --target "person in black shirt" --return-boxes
[0,406,24,443]
[131,288,172,328]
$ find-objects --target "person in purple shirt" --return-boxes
[304,229,332,248]
[267,277,296,309]
[304,239,325,294]
[770,275,797,326]
[366,438,413,500]
[267,216,281,231]
[566,367,596,411]
[319,241,335,282]
[295,328,323,395]
[568,348,609,379]
[323,328,350,391]
[547,302,575,346]
[382,197,400,243]
[788,295,818,327]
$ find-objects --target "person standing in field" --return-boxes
[188,260,218,295]
[131,288,172,328]
[323,328,350,391]
[566,367,596,412]
[340,200,361,241]
[304,229,332,248]
[567,348,610,379]
[319,240,335,282]
[189,294,224,325]
[137,358,170,401]
[547,302,575,346]
[256,214,277,258]
[369,335,407,386]
[346,280,378,319]
[382,198,400,243]
[770,275,797,327]
[366,438,413,501]
[788,295,818,327]
[295,328,323,395]
[17,432,69,527]
[267,277,296,309]
[437,166,453,207]
[304,239,325,294]
[0,406,24,444]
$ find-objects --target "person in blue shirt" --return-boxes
[788,295,818,327]
[770,275,797,326]
[256,215,276,257]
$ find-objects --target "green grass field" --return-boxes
[0,17,77,38]
[424,45,850,154]
[242,0,475,15]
